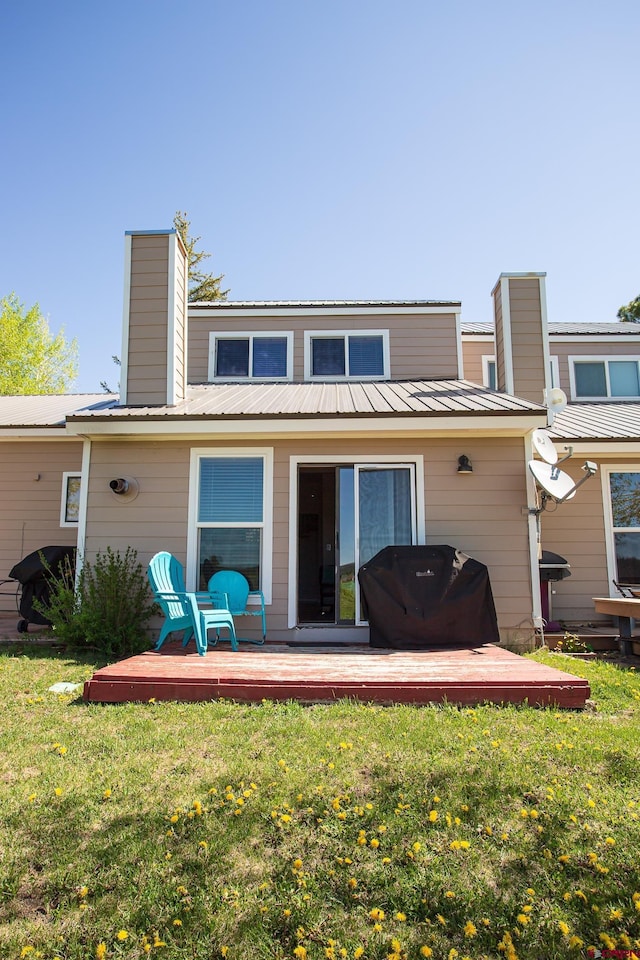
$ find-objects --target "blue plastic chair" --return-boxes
[148,552,238,655]
[207,570,266,643]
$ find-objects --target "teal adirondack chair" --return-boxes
[207,570,266,643]
[148,552,238,655]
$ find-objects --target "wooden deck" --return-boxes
[83,642,591,709]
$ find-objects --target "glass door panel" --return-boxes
[355,465,415,623]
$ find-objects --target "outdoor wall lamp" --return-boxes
[457,455,473,474]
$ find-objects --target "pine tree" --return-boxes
[173,211,229,302]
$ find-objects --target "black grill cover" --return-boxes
[9,545,76,625]
[358,544,500,649]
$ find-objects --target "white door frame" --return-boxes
[288,454,425,628]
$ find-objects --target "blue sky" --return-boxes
[2,0,639,393]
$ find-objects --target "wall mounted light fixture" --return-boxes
[457,455,473,474]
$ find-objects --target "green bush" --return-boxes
[39,546,157,658]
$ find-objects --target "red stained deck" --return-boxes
[83,642,590,709]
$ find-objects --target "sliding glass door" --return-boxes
[297,463,416,626]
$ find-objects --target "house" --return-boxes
[1,227,637,645]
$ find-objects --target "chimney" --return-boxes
[119,229,188,406]
[491,273,551,405]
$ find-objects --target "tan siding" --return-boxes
[84,435,533,644]
[461,338,493,384]
[187,311,459,383]
[126,234,170,406]
[0,441,82,592]
[508,278,545,405]
[534,460,609,623]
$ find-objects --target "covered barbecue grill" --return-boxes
[8,545,76,633]
[358,544,500,648]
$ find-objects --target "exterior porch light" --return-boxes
[457,455,473,474]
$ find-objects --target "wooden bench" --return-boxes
[592,597,640,655]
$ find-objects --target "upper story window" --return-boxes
[482,355,559,391]
[570,357,640,400]
[304,330,390,380]
[208,332,293,381]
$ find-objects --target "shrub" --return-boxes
[39,546,157,658]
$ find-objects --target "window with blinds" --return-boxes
[305,330,389,380]
[208,332,293,381]
[197,456,265,591]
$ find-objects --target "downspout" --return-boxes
[75,437,92,585]
[524,430,544,635]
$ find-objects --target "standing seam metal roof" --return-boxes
[66,380,544,421]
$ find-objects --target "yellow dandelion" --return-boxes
[428,811,438,822]
[517,914,530,925]
[605,837,616,846]
[172,919,182,926]
[116,930,128,941]
[568,936,583,949]
[95,945,107,960]
[464,921,477,938]
[293,949,307,960]
[354,949,365,959]
[420,948,433,958]
[445,890,455,899]
[221,948,229,958]
[369,908,385,921]
[395,912,407,921]
[370,837,380,848]
[558,921,570,936]
[54,787,62,797]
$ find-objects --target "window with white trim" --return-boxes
[208,332,293,381]
[60,473,81,526]
[194,451,273,599]
[304,330,390,380]
[608,470,640,583]
[482,355,559,391]
[570,356,640,400]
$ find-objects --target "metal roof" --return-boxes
[0,394,116,428]
[68,380,543,422]
[462,321,640,336]
[549,403,640,441]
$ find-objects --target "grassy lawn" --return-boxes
[1,646,640,959]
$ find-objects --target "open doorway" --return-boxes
[296,463,416,625]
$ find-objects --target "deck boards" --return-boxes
[83,642,590,708]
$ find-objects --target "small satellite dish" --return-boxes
[532,428,558,465]
[528,460,576,502]
[547,387,568,416]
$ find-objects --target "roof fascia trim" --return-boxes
[189,305,461,318]
[64,413,547,438]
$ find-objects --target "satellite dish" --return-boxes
[528,460,576,502]
[547,387,568,416]
[532,428,558,465]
